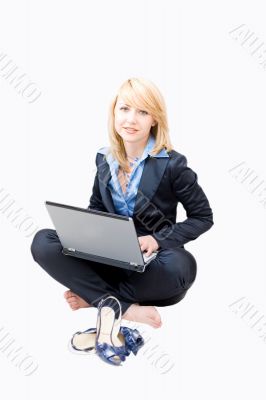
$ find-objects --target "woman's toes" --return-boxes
[149,317,162,328]
[70,302,79,310]
[69,298,77,305]
[155,319,162,328]
[64,291,90,310]
[64,290,74,299]
[65,294,79,310]
[149,310,162,328]
[68,299,78,306]
[155,315,162,326]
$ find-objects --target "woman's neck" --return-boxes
[123,137,149,159]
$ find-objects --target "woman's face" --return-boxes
[114,96,156,145]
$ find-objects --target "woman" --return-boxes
[31,77,214,329]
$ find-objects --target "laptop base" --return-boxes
[62,248,145,273]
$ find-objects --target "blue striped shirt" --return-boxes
[97,134,169,217]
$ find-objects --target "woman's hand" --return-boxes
[138,235,160,257]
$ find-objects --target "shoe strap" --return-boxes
[97,295,122,322]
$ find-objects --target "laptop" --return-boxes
[45,201,158,273]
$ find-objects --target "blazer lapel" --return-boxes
[97,158,116,213]
[97,154,169,215]
[133,155,169,217]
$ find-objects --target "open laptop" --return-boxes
[45,201,158,273]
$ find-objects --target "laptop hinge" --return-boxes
[67,248,76,252]
[129,262,138,266]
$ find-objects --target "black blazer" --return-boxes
[88,149,214,250]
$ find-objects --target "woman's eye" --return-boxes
[119,107,148,115]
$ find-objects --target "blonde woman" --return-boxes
[31,77,214,329]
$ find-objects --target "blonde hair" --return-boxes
[106,77,174,173]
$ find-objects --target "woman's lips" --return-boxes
[124,128,138,133]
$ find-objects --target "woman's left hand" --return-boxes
[138,235,160,257]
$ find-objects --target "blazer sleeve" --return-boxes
[152,154,214,249]
[87,155,108,212]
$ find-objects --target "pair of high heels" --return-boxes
[69,296,144,366]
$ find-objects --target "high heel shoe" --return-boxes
[69,327,97,355]
[95,296,129,366]
[69,324,144,356]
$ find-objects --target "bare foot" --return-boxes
[64,290,91,310]
[64,291,162,328]
[122,304,162,328]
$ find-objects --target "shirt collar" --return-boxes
[145,134,169,159]
[98,134,169,164]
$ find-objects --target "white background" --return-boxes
[1,0,266,398]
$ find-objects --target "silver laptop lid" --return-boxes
[45,201,144,266]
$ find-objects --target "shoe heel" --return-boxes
[96,296,127,366]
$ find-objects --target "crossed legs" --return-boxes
[31,229,197,328]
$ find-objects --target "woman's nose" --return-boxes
[125,110,137,123]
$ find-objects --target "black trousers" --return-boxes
[30,229,197,315]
